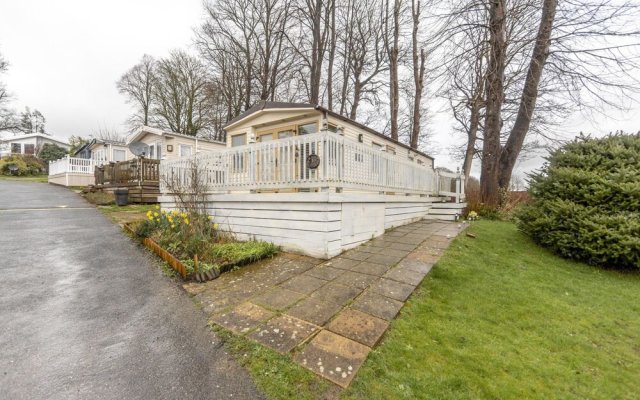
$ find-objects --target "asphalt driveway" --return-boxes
[0,181,261,400]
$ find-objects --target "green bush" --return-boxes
[0,154,45,175]
[39,143,68,164]
[517,133,640,269]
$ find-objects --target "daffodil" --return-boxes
[184,218,189,225]
[171,224,175,229]
[208,215,213,220]
[148,215,154,221]
[155,205,160,210]
[153,212,159,217]
[213,223,219,229]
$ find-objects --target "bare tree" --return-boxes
[384,0,402,140]
[336,0,389,119]
[0,51,19,133]
[116,54,156,131]
[409,0,427,149]
[476,0,640,206]
[153,50,212,136]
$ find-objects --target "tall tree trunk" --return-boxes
[462,99,480,184]
[498,0,557,189]
[327,0,336,111]
[410,0,425,150]
[480,0,507,207]
[388,0,400,140]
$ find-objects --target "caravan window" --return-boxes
[113,149,126,162]
[231,134,246,147]
[179,144,193,158]
[298,123,318,135]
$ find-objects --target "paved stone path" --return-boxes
[184,220,466,387]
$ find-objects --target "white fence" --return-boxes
[49,156,94,176]
[160,131,465,200]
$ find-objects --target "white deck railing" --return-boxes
[160,131,465,200]
[49,156,95,176]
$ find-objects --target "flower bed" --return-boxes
[132,206,278,281]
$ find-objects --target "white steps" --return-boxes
[425,202,467,221]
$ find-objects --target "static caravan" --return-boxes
[127,126,226,161]
[224,101,434,168]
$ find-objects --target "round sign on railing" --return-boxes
[307,154,320,169]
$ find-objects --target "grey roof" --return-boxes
[223,101,434,161]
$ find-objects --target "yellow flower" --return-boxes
[184,218,189,225]
[155,205,160,210]
[208,215,213,220]
[153,212,159,217]
[148,215,154,221]
[180,212,187,218]
[167,216,173,223]
[171,224,175,229]
[213,223,219,229]
[146,211,152,217]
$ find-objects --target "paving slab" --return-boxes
[339,250,371,261]
[369,278,416,302]
[286,297,344,326]
[352,290,404,321]
[293,330,371,388]
[248,315,318,353]
[364,253,404,267]
[310,282,361,306]
[280,274,328,295]
[252,288,306,311]
[396,258,434,275]
[210,302,274,335]
[349,261,391,277]
[326,309,389,347]
[338,271,379,289]
[324,257,360,270]
[383,267,426,286]
[304,265,345,281]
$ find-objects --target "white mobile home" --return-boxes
[0,133,70,157]
[159,102,466,258]
[127,126,226,160]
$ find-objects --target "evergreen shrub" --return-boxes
[517,133,640,269]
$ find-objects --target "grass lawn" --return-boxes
[343,220,640,400]
[97,203,157,225]
[0,174,48,183]
[222,220,639,399]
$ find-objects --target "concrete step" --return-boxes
[424,214,459,221]
[431,202,467,210]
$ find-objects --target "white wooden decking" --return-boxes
[158,131,466,258]
[48,156,95,187]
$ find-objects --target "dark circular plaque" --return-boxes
[307,154,320,169]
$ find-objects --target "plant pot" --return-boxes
[114,189,129,206]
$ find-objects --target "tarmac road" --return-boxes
[0,180,261,400]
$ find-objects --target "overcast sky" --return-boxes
[1,0,638,177]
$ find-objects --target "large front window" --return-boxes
[11,143,21,153]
